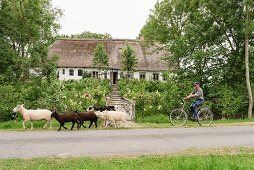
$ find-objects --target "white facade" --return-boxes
[57,67,165,82]
[57,68,111,81]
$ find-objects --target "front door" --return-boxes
[112,71,118,84]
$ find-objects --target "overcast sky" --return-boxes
[52,0,157,39]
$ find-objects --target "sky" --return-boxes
[51,0,157,39]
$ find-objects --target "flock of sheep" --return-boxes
[12,105,128,131]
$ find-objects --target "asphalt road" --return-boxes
[1,126,254,158]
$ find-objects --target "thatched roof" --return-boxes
[48,39,169,71]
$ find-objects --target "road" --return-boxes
[1,126,254,158]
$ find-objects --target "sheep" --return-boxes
[87,106,116,127]
[87,105,115,112]
[12,105,52,130]
[95,110,128,128]
[75,111,98,128]
[51,111,81,131]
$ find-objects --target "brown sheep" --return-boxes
[51,111,81,131]
[75,111,98,128]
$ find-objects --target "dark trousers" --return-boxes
[191,99,204,118]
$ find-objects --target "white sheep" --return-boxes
[95,110,128,128]
[12,105,52,130]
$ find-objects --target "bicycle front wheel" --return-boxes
[197,108,213,126]
[169,109,188,126]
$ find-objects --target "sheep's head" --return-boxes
[13,105,24,113]
[87,106,94,112]
[51,111,58,118]
[95,111,106,120]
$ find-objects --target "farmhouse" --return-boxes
[48,39,169,83]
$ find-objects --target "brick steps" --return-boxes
[110,85,128,105]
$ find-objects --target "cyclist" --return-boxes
[183,82,204,119]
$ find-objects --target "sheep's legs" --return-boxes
[30,121,34,130]
[58,123,67,131]
[113,120,117,128]
[82,124,87,128]
[104,119,110,128]
[43,122,48,129]
[106,120,116,128]
[22,120,27,129]
[58,125,62,131]
[49,121,52,129]
[88,120,93,128]
[121,121,126,128]
[103,120,107,128]
[94,120,98,128]
[77,121,80,130]
[71,122,75,130]
[61,123,68,129]
[43,120,50,129]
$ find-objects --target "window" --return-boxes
[162,74,167,81]
[92,71,98,78]
[153,73,159,81]
[118,48,123,55]
[104,72,108,79]
[78,69,83,76]
[139,72,146,80]
[127,72,134,79]
[69,69,74,76]
[62,69,65,74]
[120,72,124,78]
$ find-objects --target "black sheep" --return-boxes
[75,111,98,128]
[51,111,80,131]
[87,105,115,112]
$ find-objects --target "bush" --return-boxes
[118,79,250,120]
[0,78,111,121]
[118,79,191,118]
[0,85,20,121]
[208,85,248,119]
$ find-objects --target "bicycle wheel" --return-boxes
[197,108,213,126]
[169,109,188,126]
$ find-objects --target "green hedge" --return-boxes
[0,77,251,121]
[118,79,250,119]
[0,78,111,121]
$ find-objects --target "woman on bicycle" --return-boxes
[183,82,204,119]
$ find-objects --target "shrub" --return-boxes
[118,79,189,118]
[0,78,111,121]
[118,79,249,120]
[215,85,247,118]
[0,85,20,121]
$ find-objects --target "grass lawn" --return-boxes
[1,115,254,131]
[136,114,254,128]
[1,147,254,170]
[0,119,108,131]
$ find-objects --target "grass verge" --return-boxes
[1,115,254,130]
[1,147,254,170]
[136,114,254,128]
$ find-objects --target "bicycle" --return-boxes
[169,99,213,126]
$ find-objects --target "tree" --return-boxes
[121,43,138,78]
[58,31,112,39]
[141,0,254,117]
[93,43,109,79]
[0,0,62,82]
[244,0,253,118]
